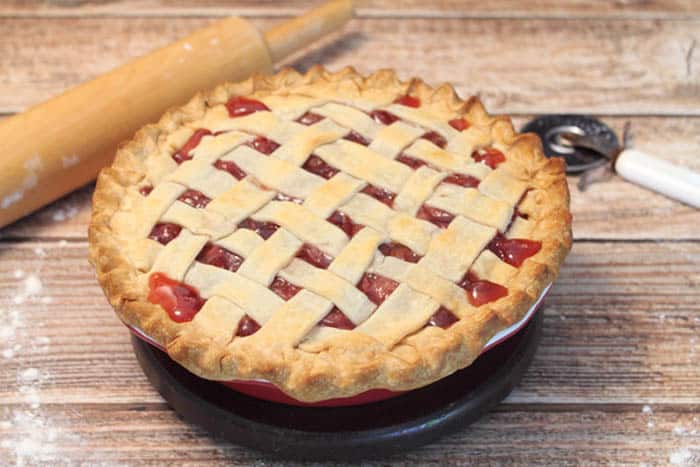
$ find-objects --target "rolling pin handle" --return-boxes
[264,0,354,62]
[614,149,700,208]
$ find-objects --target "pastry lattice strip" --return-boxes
[131,95,536,348]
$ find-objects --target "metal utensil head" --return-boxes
[521,115,618,174]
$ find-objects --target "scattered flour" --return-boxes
[1,191,23,210]
[642,405,654,414]
[0,307,23,361]
[13,275,43,305]
[0,409,77,466]
[23,276,43,296]
[0,323,14,340]
[18,368,40,383]
[673,426,688,435]
[1,258,82,465]
[51,205,78,223]
[669,448,694,465]
[1,156,42,209]
[61,154,80,168]
[183,41,193,51]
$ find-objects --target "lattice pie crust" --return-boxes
[89,67,571,402]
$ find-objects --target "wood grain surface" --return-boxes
[2,0,699,19]
[2,16,699,115]
[0,1,698,465]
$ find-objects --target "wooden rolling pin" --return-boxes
[0,0,353,229]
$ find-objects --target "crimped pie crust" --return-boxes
[89,66,572,402]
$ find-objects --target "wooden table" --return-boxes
[1,1,699,464]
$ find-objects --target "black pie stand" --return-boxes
[131,308,543,461]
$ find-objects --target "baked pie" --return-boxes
[89,67,571,402]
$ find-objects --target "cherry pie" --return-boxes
[89,67,571,402]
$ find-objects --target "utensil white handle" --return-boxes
[614,149,700,208]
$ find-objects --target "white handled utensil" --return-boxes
[561,131,700,208]
[522,115,700,208]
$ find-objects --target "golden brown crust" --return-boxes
[89,66,572,402]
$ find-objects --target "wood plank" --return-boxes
[0,241,698,405]
[1,116,697,241]
[1,0,698,19]
[0,403,698,464]
[0,17,699,115]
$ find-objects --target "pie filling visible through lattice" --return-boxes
[89,67,572,402]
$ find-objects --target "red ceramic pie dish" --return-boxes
[127,284,550,407]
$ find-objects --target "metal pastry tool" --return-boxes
[522,115,700,208]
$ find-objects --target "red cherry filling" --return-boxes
[370,110,400,125]
[344,130,370,146]
[448,118,470,131]
[458,271,508,307]
[395,153,427,169]
[358,273,399,305]
[269,276,302,300]
[302,155,339,179]
[378,242,421,263]
[361,184,396,207]
[394,95,421,108]
[504,207,531,232]
[515,208,529,220]
[472,147,506,169]
[172,129,212,164]
[148,272,204,323]
[320,307,356,330]
[148,222,182,245]
[139,185,153,196]
[297,243,333,269]
[236,315,261,337]
[247,136,280,155]
[296,112,325,125]
[214,159,247,180]
[417,204,455,228]
[196,243,244,272]
[428,307,459,329]
[274,192,303,204]
[226,96,270,118]
[238,218,279,240]
[177,189,211,208]
[327,210,364,237]
[443,173,480,188]
[487,233,541,267]
[421,131,447,149]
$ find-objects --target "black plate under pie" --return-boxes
[131,308,544,461]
